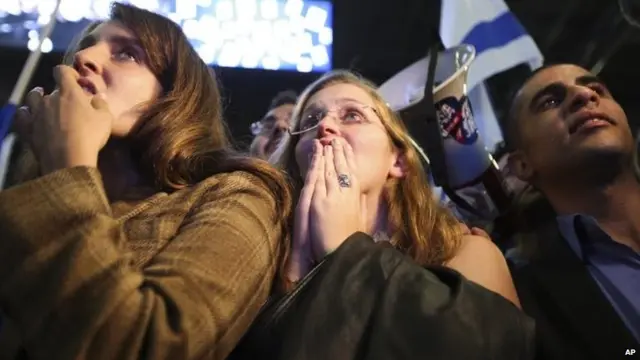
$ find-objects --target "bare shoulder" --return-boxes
[450,235,504,264]
[446,235,521,308]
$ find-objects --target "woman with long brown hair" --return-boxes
[229,70,533,360]
[271,70,518,305]
[0,3,290,359]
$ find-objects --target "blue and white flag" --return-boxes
[0,133,16,190]
[439,0,544,151]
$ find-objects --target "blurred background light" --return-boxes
[0,0,333,72]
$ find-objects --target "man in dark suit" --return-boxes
[506,63,640,359]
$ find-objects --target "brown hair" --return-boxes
[271,70,463,278]
[112,2,292,280]
[13,3,293,281]
[108,2,231,190]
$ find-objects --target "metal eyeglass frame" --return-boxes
[287,104,381,136]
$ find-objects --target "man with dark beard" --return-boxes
[249,90,297,159]
[506,64,640,359]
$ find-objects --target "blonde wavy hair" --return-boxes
[270,70,463,269]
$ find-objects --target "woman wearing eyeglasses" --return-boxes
[233,70,533,360]
[273,71,519,300]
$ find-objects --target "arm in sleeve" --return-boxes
[0,166,284,360]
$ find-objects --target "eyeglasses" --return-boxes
[250,117,277,136]
[288,103,380,136]
[250,121,264,136]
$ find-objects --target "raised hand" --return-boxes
[309,138,364,262]
[14,65,113,175]
[287,140,322,281]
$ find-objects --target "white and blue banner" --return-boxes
[439,0,544,151]
[0,133,17,190]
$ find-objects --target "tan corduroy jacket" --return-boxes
[0,166,286,360]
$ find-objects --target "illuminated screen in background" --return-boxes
[0,0,333,72]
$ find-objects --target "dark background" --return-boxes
[1,0,639,148]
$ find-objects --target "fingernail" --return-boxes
[331,138,338,146]
[34,87,43,94]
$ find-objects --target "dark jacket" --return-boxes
[511,219,639,360]
[231,232,535,360]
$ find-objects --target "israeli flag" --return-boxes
[0,133,17,190]
[439,0,544,151]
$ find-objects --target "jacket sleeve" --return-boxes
[0,166,284,360]
[272,233,536,360]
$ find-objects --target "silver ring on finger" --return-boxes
[337,173,351,188]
